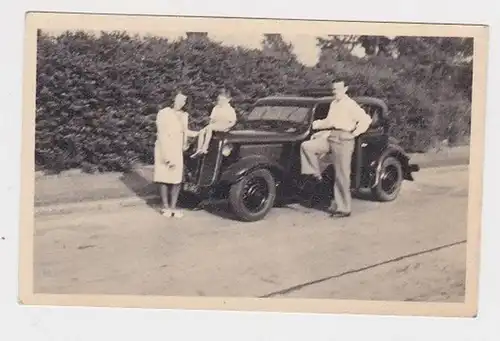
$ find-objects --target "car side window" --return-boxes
[360,104,382,129]
[313,103,331,121]
[313,102,383,129]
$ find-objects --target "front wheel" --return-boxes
[371,156,403,201]
[228,168,277,222]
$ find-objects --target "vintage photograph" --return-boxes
[19,13,488,316]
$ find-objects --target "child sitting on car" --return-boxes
[191,89,237,158]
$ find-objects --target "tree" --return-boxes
[186,32,209,39]
[35,30,473,173]
[358,35,396,57]
[261,33,296,62]
[315,35,362,68]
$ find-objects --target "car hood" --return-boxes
[217,129,307,143]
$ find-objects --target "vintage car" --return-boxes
[181,91,420,222]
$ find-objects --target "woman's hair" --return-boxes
[218,88,231,101]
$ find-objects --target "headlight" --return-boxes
[222,143,234,156]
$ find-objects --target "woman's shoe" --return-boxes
[160,208,172,217]
[172,209,184,218]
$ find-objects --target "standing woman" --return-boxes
[154,92,197,218]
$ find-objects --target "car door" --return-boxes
[287,102,328,188]
[355,103,386,188]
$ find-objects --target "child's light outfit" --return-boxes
[192,101,237,157]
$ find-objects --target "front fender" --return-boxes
[371,144,418,188]
[219,155,284,185]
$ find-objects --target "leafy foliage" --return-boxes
[316,35,473,150]
[35,30,472,173]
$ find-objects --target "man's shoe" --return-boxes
[330,211,351,218]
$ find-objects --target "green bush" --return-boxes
[35,30,471,173]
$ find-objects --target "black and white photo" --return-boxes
[19,12,488,317]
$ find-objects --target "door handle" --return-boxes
[361,143,368,147]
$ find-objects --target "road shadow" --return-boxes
[352,188,382,202]
[201,201,238,221]
[119,170,160,210]
[118,169,380,219]
[119,170,210,213]
[293,181,381,214]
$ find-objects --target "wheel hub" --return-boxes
[380,165,399,194]
[242,178,269,212]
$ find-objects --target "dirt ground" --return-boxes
[34,165,469,302]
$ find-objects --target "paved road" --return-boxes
[34,165,469,302]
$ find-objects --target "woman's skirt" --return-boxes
[153,141,183,184]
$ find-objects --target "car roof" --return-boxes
[254,95,389,113]
[254,96,320,106]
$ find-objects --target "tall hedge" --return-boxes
[35,30,471,173]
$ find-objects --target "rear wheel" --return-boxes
[229,168,276,222]
[371,156,403,201]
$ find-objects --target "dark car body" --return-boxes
[181,93,420,221]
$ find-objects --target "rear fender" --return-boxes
[219,155,284,185]
[371,144,418,188]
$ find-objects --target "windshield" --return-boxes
[237,105,311,131]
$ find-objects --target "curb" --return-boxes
[35,195,159,217]
[34,159,470,218]
[413,157,470,170]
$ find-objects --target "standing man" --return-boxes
[300,81,372,218]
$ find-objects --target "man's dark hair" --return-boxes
[332,78,347,85]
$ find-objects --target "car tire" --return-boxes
[229,168,277,222]
[371,156,403,202]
